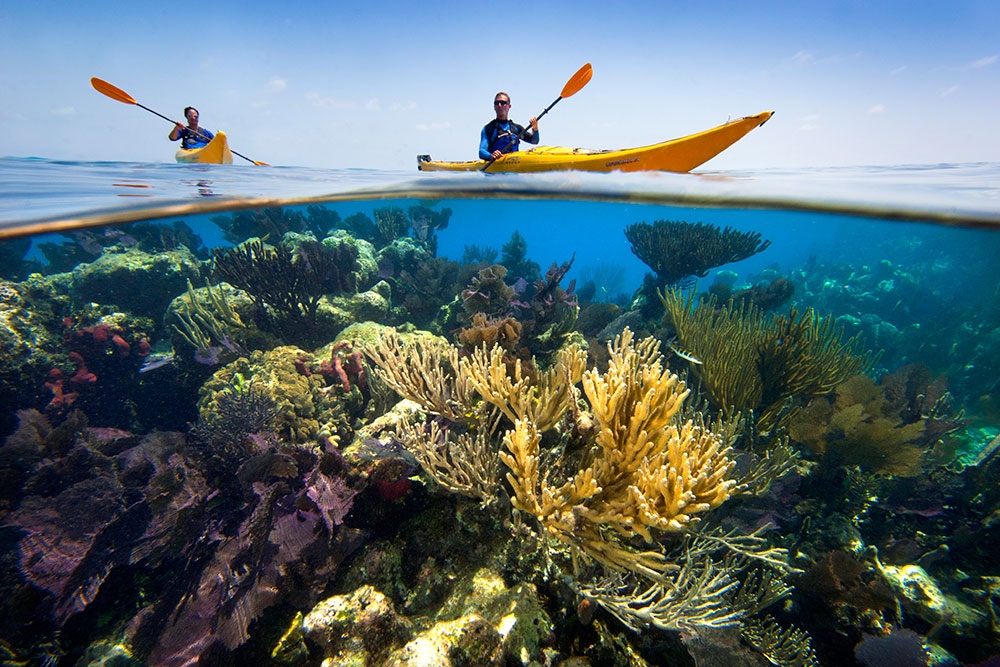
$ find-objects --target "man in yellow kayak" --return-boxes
[168,107,215,149]
[479,92,540,159]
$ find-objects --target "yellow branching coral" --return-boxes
[396,417,501,502]
[459,341,586,432]
[365,324,793,635]
[501,329,737,574]
[363,328,477,423]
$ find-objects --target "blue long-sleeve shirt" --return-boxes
[479,119,539,159]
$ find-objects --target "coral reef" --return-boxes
[2,200,999,666]
[197,344,362,447]
[210,205,343,245]
[70,244,204,320]
[364,325,799,649]
[0,408,367,666]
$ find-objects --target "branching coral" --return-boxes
[395,417,501,502]
[501,331,734,558]
[459,341,586,433]
[212,237,358,344]
[362,328,477,424]
[364,325,796,638]
[742,614,821,667]
[625,220,772,286]
[661,289,875,433]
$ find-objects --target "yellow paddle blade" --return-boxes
[91,77,137,105]
[560,63,593,99]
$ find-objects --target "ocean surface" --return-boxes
[1,156,999,666]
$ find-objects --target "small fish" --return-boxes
[668,340,703,365]
[138,353,176,373]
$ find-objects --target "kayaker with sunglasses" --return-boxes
[479,92,540,160]
[168,107,215,149]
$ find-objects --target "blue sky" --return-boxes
[1,1,997,170]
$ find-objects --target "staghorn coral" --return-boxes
[500,330,735,575]
[625,219,772,286]
[662,289,875,434]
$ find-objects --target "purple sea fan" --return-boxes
[6,455,129,623]
[140,480,365,666]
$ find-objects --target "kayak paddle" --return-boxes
[482,62,593,172]
[90,77,269,166]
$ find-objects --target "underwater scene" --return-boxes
[1,160,999,667]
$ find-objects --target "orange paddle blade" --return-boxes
[91,77,137,105]
[560,63,593,99]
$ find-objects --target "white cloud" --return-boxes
[799,113,820,131]
[305,92,382,111]
[890,65,908,75]
[415,122,450,131]
[268,77,287,91]
[940,85,959,97]
[51,106,75,116]
[787,50,860,67]
[790,51,814,65]
[389,101,417,112]
[868,104,885,114]
[933,55,998,73]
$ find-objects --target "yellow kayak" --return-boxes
[417,111,773,173]
[174,131,234,164]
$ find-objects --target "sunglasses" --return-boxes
[494,100,510,106]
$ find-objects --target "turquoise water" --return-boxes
[1,157,999,666]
